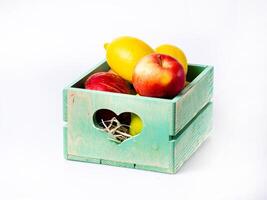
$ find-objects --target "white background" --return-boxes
[0,0,267,199]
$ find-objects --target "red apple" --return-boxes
[85,72,131,94]
[132,53,185,98]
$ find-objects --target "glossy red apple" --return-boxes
[85,72,131,94]
[132,53,185,98]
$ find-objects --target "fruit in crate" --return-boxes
[133,53,185,98]
[155,44,188,74]
[104,36,154,82]
[129,113,143,136]
[94,109,131,130]
[84,72,131,94]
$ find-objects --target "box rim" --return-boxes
[171,65,213,102]
[63,60,212,104]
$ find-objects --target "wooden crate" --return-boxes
[63,61,213,173]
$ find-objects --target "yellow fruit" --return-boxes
[155,44,188,74]
[129,113,143,136]
[104,36,154,82]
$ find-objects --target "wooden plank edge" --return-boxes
[63,125,68,159]
[174,102,213,172]
[175,130,211,172]
[65,59,106,88]
[173,66,213,134]
[66,154,174,174]
[63,88,68,122]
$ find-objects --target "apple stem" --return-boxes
[157,54,162,66]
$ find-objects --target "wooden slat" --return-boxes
[63,125,68,159]
[174,102,213,172]
[173,65,213,135]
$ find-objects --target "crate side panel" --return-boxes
[63,125,68,159]
[67,89,174,169]
[174,66,213,134]
[174,102,213,171]
[186,64,206,82]
[63,88,68,122]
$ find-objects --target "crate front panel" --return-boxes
[66,89,175,169]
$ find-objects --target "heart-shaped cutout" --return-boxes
[93,109,143,143]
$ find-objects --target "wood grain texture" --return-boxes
[66,88,174,171]
[63,61,213,173]
[63,90,68,124]
[174,102,213,172]
[173,65,213,135]
[63,125,68,159]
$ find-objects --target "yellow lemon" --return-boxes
[104,36,154,82]
[129,113,143,136]
[155,44,188,74]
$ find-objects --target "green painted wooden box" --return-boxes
[63,60,213,173]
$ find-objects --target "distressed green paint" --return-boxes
[63,61,214,173]
[63,88,68,122]
[67,89,173,169]
[63,126,68,159]
[173,65,213,134]
[174,102,213,172]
